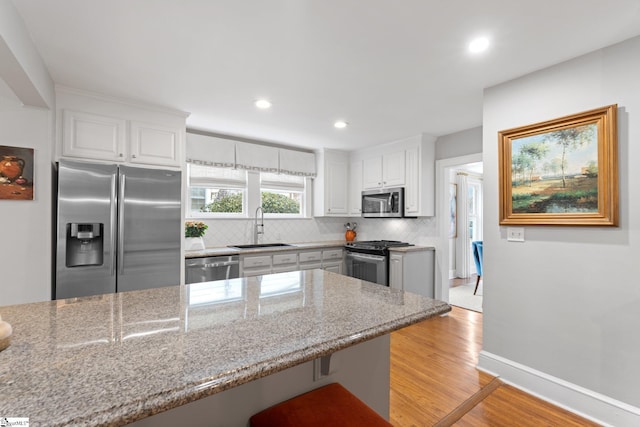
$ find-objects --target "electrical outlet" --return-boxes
[507,227,525,242]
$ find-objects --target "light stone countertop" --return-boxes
[185,240,347,258]
[389,245,435,253]
[185,241,436,258]
[0,270,450,427]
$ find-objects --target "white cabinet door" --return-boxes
[363,156,383,189]
[130,121,181,167]
[389,250,434,298]
[349,160,363,215]
[323,263,342,274]
[363,152,405,189]
[325,157,348,215]
[299,251,322,264]
[389,253,404,290]
[62,110,127,162]
[383,151,405,187]
[322,248,344,274]
[404,146,419,215]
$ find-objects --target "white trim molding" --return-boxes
[478,351,640,427]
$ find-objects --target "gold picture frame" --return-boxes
[498,104,618,226]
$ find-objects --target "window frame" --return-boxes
[186,164,247,218]
[186,165,312,220]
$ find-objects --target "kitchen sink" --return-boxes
[228,243,294,249]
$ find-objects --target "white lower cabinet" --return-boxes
[389,250,434,298]
[272,253,299,273]
[298,250,322,271]
[240,255,272,277]
[239,247,345,277]
[322,249,344,275]
[323,263,342,274]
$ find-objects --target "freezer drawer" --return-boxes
[185,256,240,284]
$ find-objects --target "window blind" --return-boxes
[235,143,279,172]
[188,164,246,189]
[186,133,235,167]
[279,149,316,177]
[186,132,316,177]
[261,172,305,192]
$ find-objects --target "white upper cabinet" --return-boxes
[314,149,349,216]
[404,146,419,215]
[62,110,127,162]
[57,87,187,168]
[349,159,363,216]
[129,121,180,167]
[352,133,436,216]
[362,151,405,189]
[383,151,405,187]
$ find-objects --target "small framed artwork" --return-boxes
[0,145,34,201]
[498,104,618,226]
[449,183,457,238]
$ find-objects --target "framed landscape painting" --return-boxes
[498,104,618,226]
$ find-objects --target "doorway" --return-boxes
[435,154,483,308]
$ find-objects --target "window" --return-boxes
[187,164,246,216]
[468,178,483,242]
[260,172,305,216]
[187,165,310,219]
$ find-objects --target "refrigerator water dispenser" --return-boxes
[66,223,103,267]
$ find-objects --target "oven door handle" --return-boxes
[346,252,386,262]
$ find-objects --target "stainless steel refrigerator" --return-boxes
[54,160,182,299]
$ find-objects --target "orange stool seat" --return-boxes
[249,383,392,427]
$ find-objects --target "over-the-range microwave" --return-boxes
[361,187,405,218]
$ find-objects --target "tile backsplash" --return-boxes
[200,216,438,248]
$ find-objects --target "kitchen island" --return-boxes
[0,270,450,426]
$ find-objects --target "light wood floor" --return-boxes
[390,306,600,426]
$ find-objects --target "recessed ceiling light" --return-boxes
[255,99,272,109]
[468,36,490,54]
[334,121,348,129]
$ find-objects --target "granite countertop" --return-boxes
[389,245,435,253]
[185,240,347,258]
[0,270,450,426]
[186,241,436,258]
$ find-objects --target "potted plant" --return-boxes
[185,221,208,250]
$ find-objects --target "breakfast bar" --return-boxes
[0,270,450,426]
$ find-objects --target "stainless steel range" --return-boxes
[344,240,412,286]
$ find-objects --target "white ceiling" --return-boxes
[11,0,640,151]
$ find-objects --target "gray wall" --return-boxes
[481,35,640,409]
[435,126,482,160]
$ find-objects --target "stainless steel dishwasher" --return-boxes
[185,255,240,284]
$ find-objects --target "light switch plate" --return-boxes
[507,227,525,242]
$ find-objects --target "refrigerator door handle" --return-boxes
[118,172,126,276]
[110,173,118,276]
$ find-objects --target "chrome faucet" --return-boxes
[254,206,264,244]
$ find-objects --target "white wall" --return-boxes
[0,90,53,305]
[481,34,640,420]
[435,126,482,160]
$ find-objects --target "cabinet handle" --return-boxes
[132,154,137,159]
[119,153,124,157]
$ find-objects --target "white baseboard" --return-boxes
[477,351,640,427]
[448,269,455,279]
